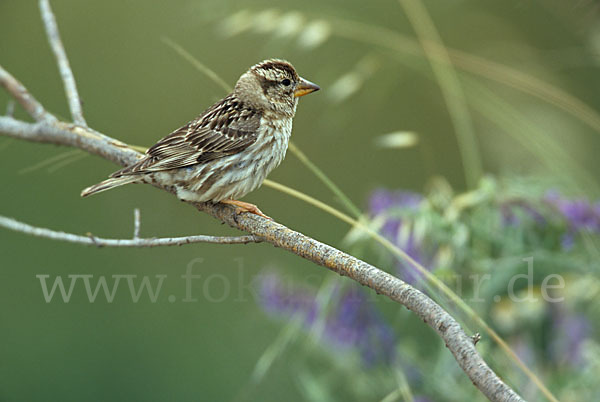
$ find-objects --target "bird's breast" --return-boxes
[256,115,293,162]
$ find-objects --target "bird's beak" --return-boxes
[294,77,320,97]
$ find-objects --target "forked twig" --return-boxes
[0,215,261,247]
[0,66,55,122]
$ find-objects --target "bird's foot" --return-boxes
[220,199,272,220]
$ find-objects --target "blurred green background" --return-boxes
[1,0,599,401]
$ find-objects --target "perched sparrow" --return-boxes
[81,59,319,218]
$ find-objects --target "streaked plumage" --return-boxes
[81,59,319,217]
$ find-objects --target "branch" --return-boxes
[0,66,55,122]
[0,5,525,401]
[0,215,261,247]
[39,0,87,126]
[0,115,139,167]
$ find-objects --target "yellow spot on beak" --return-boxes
[294,77,320,97]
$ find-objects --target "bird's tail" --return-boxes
[81,176,141,197]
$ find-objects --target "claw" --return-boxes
[220,199,272,220]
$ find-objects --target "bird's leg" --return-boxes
[220,199,272,220]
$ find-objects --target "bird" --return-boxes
[81,59,320,219]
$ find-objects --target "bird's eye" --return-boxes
[281,79,291,86]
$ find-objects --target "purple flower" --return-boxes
[324,287,396,366]
[369,189,423,216]
[258,273,396,366]
[500,200,546,227]
[369,189,430,284]
[258,272,319,325]
[369,189,422,240]
[545,191,600,232]
[544,190,600,249]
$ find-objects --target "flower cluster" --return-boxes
[544,190,600,249]
[322,287,396,366]
[368,184,598,373]
[258,272,319,325]
[258,272,396,367]
[499,199,546,227]
[369,189,431,284]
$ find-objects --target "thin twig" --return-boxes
[0,215,261,247]
[39,0,87,126]
[133,208,141,239]
[0,65,56,122]
[0,116,139,167]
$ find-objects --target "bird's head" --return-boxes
[234,59,320,117]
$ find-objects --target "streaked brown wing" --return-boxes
[112,95,261,177]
